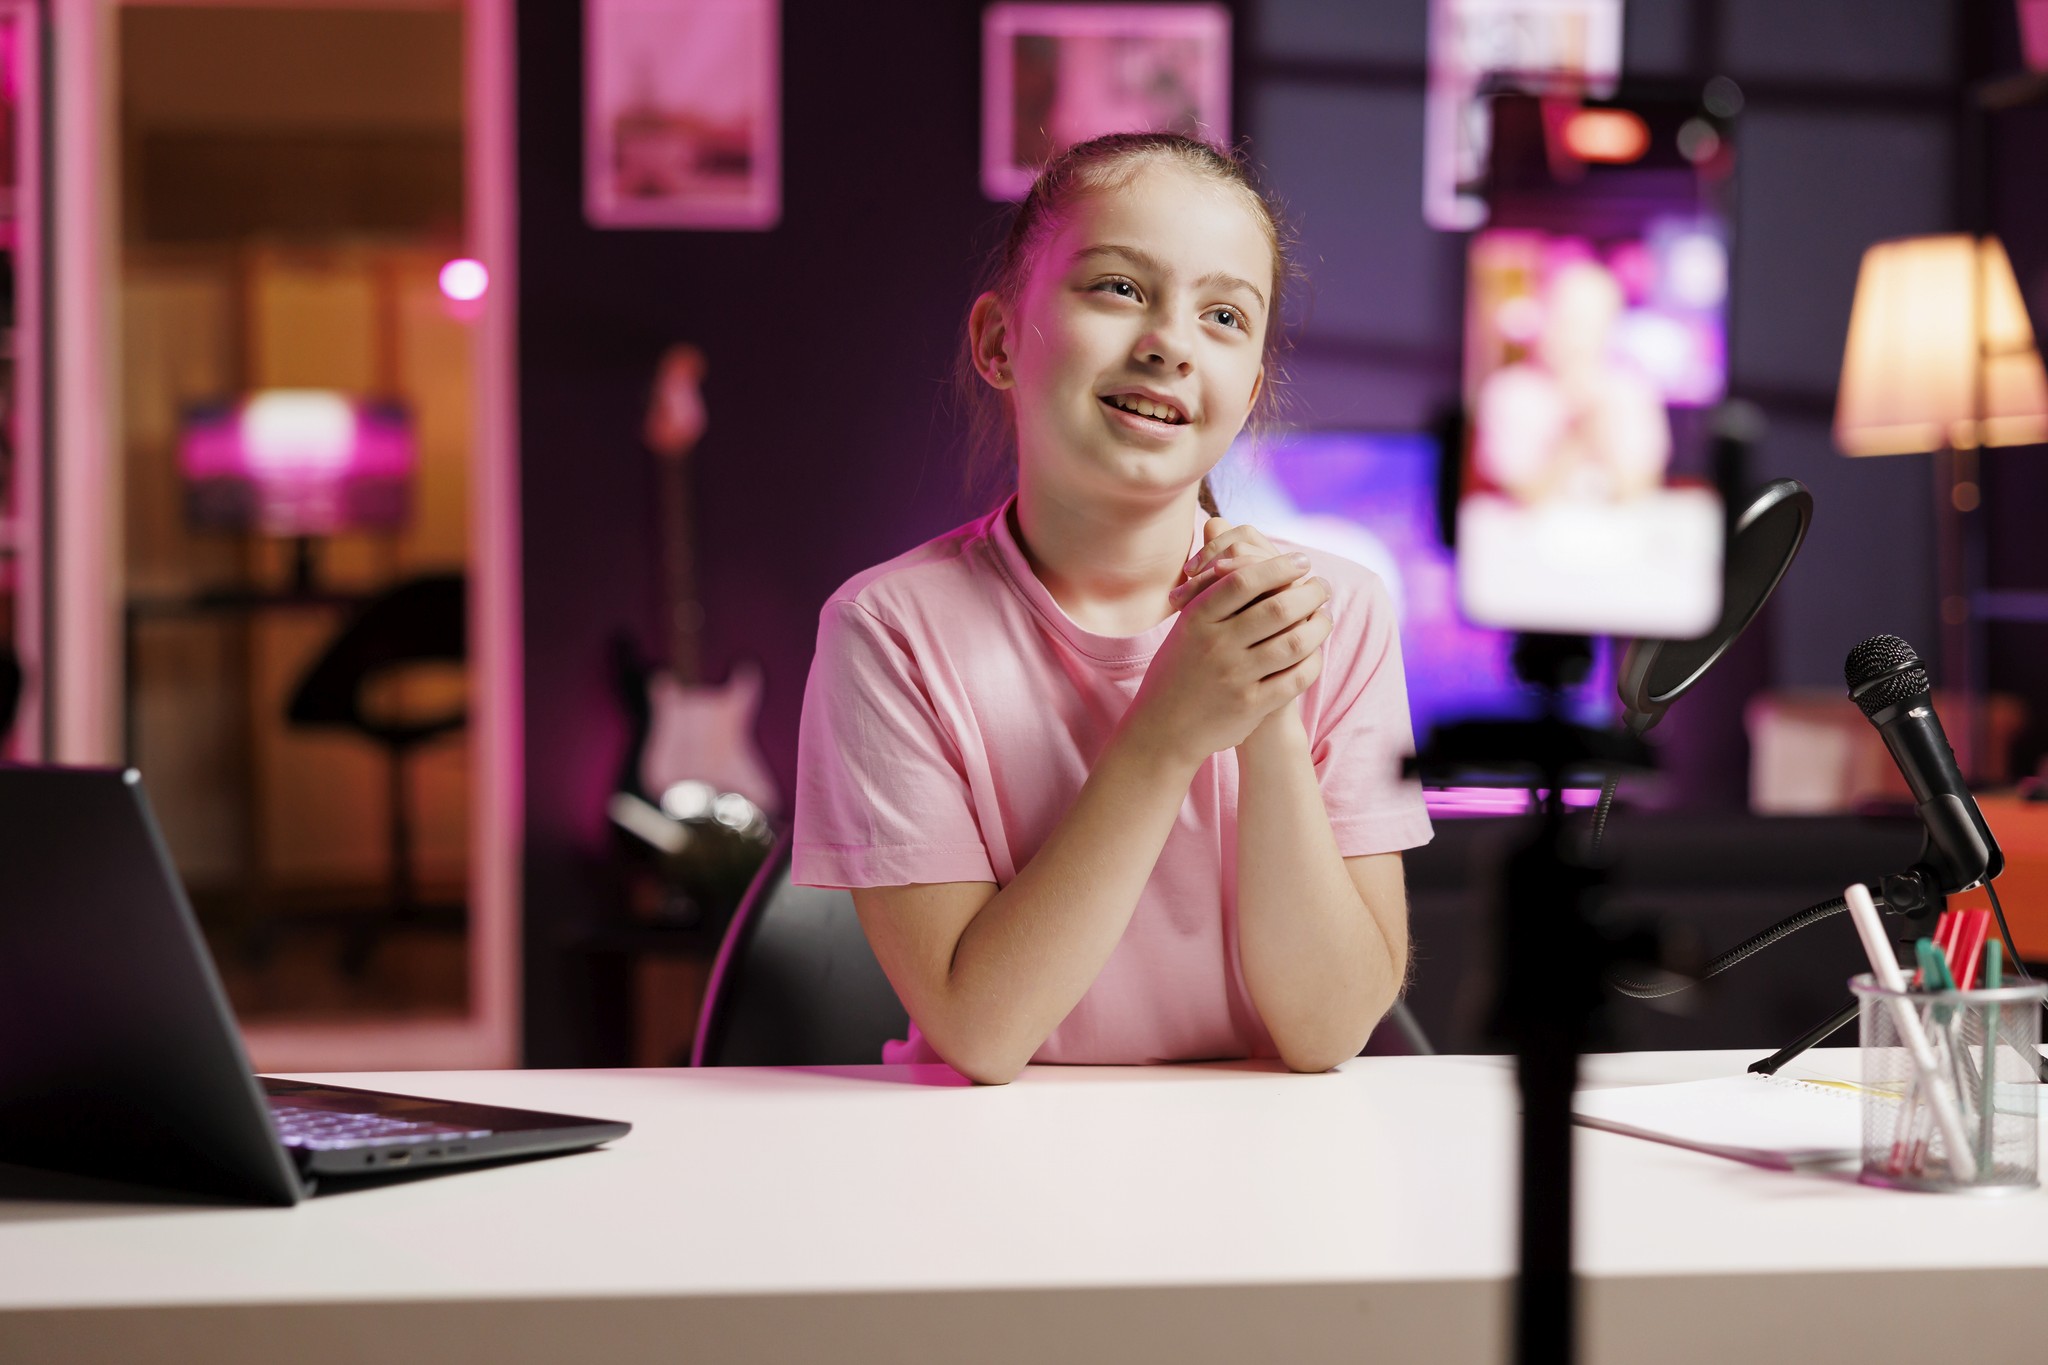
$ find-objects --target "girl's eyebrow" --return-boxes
[1072,243,1267,312]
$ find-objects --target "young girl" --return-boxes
[793,133,1432,1083]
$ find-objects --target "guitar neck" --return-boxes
[660,456,702,686]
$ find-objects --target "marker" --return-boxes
[1845,883,1977,1182]
[1980,941,2003,1171]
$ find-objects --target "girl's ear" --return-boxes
[1247,364,1266,412]
[968,291,1014,389]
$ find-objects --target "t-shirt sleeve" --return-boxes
[1310,571,1434,857]
[792,598,998,889]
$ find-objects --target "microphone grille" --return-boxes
[1844,634,1930,717]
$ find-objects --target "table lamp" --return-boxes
[1833,233,2048,778]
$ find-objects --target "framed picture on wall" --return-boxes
[1423,0,1622,230]
[981,3,1231,201]
[584,0,780,229]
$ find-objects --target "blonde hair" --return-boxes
[957,132,1299,515]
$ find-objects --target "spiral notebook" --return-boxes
[1571,1072,1866,1170]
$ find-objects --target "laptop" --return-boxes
[0,765,628,1205]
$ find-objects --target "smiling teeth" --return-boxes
[1109,395,1183,423]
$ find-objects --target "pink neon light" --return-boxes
[1423,787,1604,818]
[181,393,412,481]
[439,257,490,303]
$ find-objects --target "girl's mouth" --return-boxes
[1101,394,1188,427]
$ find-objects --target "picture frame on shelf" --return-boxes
[981,3,1230,202]
[584,0,781,230]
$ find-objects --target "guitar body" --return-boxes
[639,658,780,816]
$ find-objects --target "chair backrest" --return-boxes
[288,573,467,740]
[691,836,909,1066]
[689,837,1433,1065]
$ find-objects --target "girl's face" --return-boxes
[994,162,1273,511]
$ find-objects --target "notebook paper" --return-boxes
[1571,1073,1864,1169]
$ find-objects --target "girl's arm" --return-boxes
[1233,700,1409,1072]
[852,718,1201,1086]
[851,553,1330,1086]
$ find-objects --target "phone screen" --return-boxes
[1455,90,1730,639]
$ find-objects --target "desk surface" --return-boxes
[4,1049,2047,1364]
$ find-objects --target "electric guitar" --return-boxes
[610,344,777,910]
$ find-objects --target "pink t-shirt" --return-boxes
[793,495,1433,1065]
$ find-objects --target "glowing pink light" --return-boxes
[439,258,489,303]
[1423,787,1605,819]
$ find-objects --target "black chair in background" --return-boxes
[286,572,467,972]
[692,835,1436,1067]
[692,836,910,1066]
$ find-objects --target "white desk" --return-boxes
[2,1049,2045,1364]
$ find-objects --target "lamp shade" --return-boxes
[1834,234,2048,456]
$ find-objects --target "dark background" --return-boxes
[515,0,2048,1063]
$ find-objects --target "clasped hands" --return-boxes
[1128,517,1330,765]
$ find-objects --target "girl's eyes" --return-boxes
[1088,278,1251,332]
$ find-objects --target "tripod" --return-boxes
[1412,633,1655,1365]
[1745,870,2048,1084]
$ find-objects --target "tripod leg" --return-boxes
[1747,1001,1858,1076]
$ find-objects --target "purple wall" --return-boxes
[516,0,2048,1062]
[516,0,1038,1061]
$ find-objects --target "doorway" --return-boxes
[73,0,520,1068]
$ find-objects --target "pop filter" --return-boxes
[1616,478,1812,734]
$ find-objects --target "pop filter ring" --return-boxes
[1616,478,1814,735]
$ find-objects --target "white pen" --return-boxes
[1844,882,1978,1182]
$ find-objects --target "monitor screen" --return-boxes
[179,390,414,537]
[1213,429,1615,749]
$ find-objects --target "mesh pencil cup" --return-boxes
[1851,972,2044,1194]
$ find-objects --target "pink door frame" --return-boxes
[49,0,524,1070]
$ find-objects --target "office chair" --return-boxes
[285,572,467,973]
[691,835,910,1066]
[692,835,1438,1066]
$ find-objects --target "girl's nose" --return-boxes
[1137,317,1195,373]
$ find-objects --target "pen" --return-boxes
[1845,883,1977,1182]
[1917,941,1975,1174]
[1951,911,1991,991]
[1980,940,2003,1172]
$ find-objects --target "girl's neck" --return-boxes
[1011,478,1199,636]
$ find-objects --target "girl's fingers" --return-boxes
[1169,553,1259,605]
[1184,522,1281,581]
[1190,553,1311,623]
[1169,554,1247,604]
[1254,603,1332,676]
[1253,613,1335,687]
[1168,563,1223,604]
[1233,577,1330,645]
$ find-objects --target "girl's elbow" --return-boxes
[1280,1045,1354,1075]
[1278,1012,1383,1074]
[923,1024,1029,1086]
[960,1060,1023,1086]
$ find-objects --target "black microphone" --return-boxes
[1845,634,2003,895]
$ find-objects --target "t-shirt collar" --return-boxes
[986,492,1208,665]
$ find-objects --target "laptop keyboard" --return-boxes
[270,1104,492,1152]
